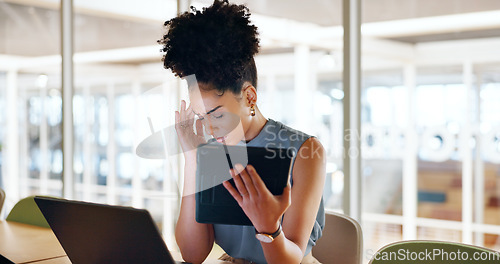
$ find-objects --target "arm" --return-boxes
[263,137,326,263]
[175,159,214,264]
[224,137,326,264]
[174,101,214,264]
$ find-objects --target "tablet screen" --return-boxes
[195,143,294,226]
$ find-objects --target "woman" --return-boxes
[159,1,326,263]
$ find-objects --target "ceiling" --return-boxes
[0,2,163,56]
[389,28,500,44]
[235,0,500,26]
[2,0,500,58]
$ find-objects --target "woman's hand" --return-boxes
[223,164,291,234]
[175,100,206,161]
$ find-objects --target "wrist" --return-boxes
[183,151,197,165]
[255,223,282,244]
[255,221,281,235]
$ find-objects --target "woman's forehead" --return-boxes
[189,89,228,114]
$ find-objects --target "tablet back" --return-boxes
[195,144,293,226]
[35,197,180,264]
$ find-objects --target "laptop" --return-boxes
[35,196,188,264]
[195,144,294,226]
[0,253,14,264]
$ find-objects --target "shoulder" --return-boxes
[298,135,324,155]
[262,119,325,174]
[295,137,326,174]
[266,119,325,167]
[263,119,311,149]
[268,119,310,140]
[273,120,323,157]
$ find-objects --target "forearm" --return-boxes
[261,231,304,264]
[175,161,214,263]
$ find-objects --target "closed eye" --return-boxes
[192,110,204,120]
[213,113,223,119]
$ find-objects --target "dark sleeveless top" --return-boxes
[212,118,325,264]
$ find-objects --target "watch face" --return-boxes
[255,234,273,243]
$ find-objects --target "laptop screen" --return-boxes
[35,197,184,264]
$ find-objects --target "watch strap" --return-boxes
[255,224,282,239]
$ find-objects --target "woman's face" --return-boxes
[189,85,252,145]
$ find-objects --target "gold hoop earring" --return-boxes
[250,105,256,116]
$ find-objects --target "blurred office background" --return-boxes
[1,0,500,262]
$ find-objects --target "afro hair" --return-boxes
[158,0,260,94]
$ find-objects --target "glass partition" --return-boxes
[0,2,62,210]
[361,0,500,260]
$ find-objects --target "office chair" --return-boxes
[6,195,51,228]
[368,240,500,264]
[312,211,363,264]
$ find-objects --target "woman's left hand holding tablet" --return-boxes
[175,100,206,161]
[223,164,291,234]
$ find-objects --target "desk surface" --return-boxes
[28,256,71,264]
[29,254,231,264]
[0,220,230,264]
[0,221,66,264]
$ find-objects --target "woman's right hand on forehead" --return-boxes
[175,100,206,161]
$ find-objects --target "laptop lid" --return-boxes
[35,196,185,264]
[0,253,14,264]
[195,144,294,226]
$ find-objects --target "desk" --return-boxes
[0,221,66,264]
[27,256,71,264]
[26,254,231,264]
[0,221,230,264]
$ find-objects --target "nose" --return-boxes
[202,118,216,136]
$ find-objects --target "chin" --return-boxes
[216,133,243,145]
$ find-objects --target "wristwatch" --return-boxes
[255,224,282,243]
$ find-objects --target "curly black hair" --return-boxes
[158,0,260,94]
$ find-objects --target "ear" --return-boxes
[242,85,257,107]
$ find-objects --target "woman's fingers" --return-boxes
[178,100,188,128]
[177,100,196,131]
[229,167,249,197]
[234,164,258,197]
[228,164,274,198]
[280,184,292,210]
[180,100,186,121]
[195,119,204,137]
[186,103,194,119]
[175,110,180,128]
[245,165,269,196]
[223,181,243,205]
[181,100,186,111]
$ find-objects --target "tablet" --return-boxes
[195,143,295,226]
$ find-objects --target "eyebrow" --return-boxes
[193,105,222,116]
